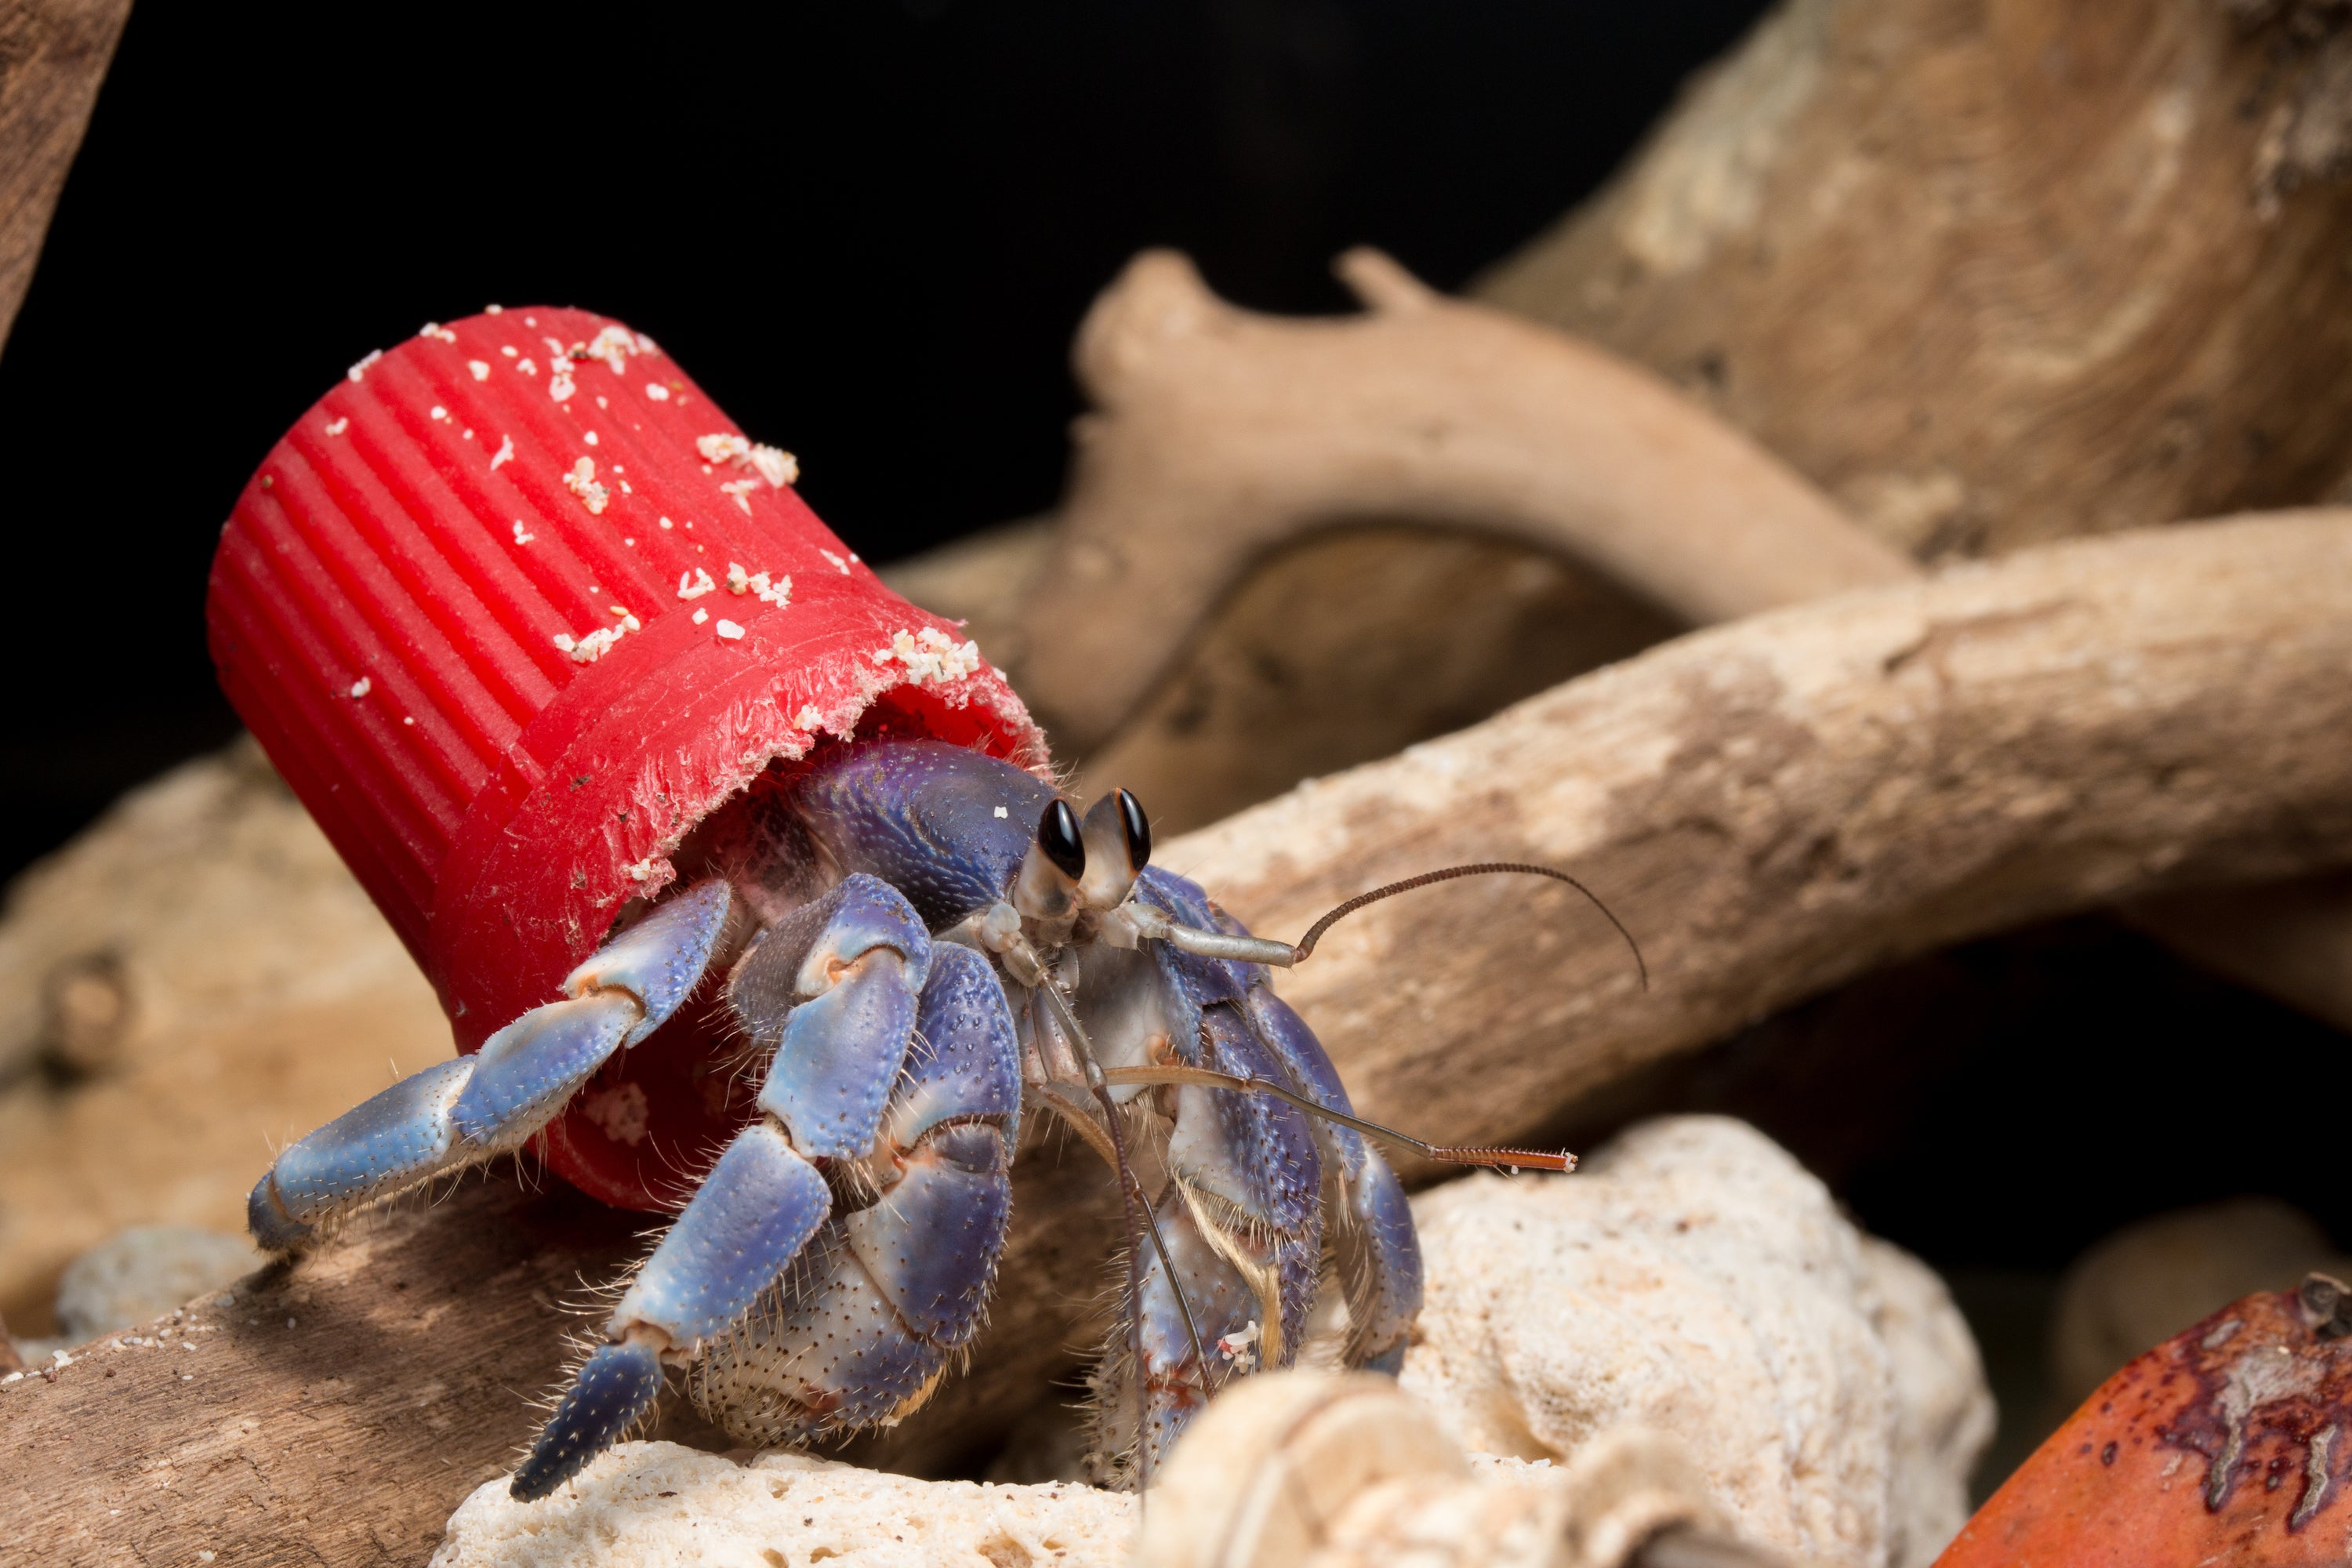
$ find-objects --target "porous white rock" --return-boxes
[1399,1116,1991,1568]
[430,1441,1134,1568]
[54,1223,263,1340]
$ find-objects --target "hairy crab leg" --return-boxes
[1085,994,1323,1482]
[514,875,945,1500]
[246,882,734,1251]
[686,942,1023,1445]
[1029,993,1216,1423]
[1240,990,1422,1373]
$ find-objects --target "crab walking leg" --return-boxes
[1243,989,1422,1373]
[1119,1196,1263,1472]
[511,875,935,1500]
[687,942,1022,1443]
[1098,995,1323,1476]
[1172,1004,1324,1359]
[246,881,734,1250]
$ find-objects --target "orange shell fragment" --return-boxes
[1939,1275,2352,1567]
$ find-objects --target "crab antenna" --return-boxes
[1101,1062,1577,1174]
[1036,981,1214,1483]
[1291,862,1647,989]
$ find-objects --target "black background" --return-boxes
[0,0,1768,885]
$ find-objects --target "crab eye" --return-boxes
[1037,800,1087,880]
[1116,788,1151,869]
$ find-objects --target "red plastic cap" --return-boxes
[209,307,1044,1205]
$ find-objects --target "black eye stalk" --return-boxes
[1038,800,1087,880]
[1114,786,1150,870]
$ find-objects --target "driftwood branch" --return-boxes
[0,1175,644,1567]
[0,1152,1123,1566]
[0,0,133,351]
[11,511,2350,1565]
[1011,247,1911,750]
[1164,512,2352,1171]
[1479,0,2352,560]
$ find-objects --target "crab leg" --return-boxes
[246,881,733,1251]
[512,875,949,1499]
[1242,990,1421,1374]
[1098,997,1323,1479]
[688,942,1022,1444]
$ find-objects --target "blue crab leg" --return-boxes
[687,942,1022,1444]
[1091,994,1323,1480]
[1123,1196,1262,1468]
[514,875,956,1499]
[246,882,733,1251]
[1129,866,1425,1376]
[1244,989,1423,1374]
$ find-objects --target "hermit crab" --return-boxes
[210,307,1612,1500]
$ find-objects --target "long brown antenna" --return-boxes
[1292,862,1647,989]
[1102,1063,1578,1174]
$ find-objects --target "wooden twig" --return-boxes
[1479,0,2352,561]
[0,0,135,351]
[1011,247,1911,749]
[1161,511,2352,1174]
[1011,247,2352,1035]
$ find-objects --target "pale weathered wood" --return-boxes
[0,1153,1122,1566]
[1168,511,2352,1171]
[0,1174,641,1568]
[0,0,134,351]
[1479,0,2352,558]
[1012,248,1910,750]
[991,243,2352,1032]
[0,1151,1120,1565]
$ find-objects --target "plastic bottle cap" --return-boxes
[209,308,1043,1207]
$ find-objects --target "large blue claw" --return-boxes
[565,880,733,1045]
[742,875,931,1160]
[609,1123,832,1345]
[510,1340,664,1501]
[452,994,637,1145]
[680,942,1020,1446]
[248,1056,475,1251]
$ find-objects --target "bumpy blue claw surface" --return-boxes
[609,1124,832,1345]
[847,1121,1011,1345]
[735,874,931,1160]
[511,1341,664,1501]
[248,1055,475,1250]
[685,943,1019,1444]
[452,995,637,1145]
[565,878,734,1044]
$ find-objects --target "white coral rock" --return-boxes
[430,1443,1134,1568]
[1399,1116,1991,1568]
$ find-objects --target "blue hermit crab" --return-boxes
[211,307,1611,1501]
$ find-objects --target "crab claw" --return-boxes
[510,1340,664,1501]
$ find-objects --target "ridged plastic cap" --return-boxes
[209,307,1043,1207]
